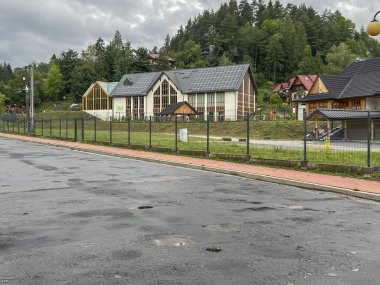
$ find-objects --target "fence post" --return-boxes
[49,117,52,138]
[109,116,112,145]
[59,117,62,139]
[65,116,68,140]
[246,112,250,160]
[206,117,210,157]
[81,116,84,141]
[175,115,178,153]
[94,116,97,143]
[12,117,15,133]
[149,115,152,148]
[74,117,77,142]
[23,118,26,134]
[303,109,307,165]
[367,110,371,168]
[128,116,131,146]
[41,117,44,137]
[17,119,20,134]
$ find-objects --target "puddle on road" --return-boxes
[153,235,195,248]
[203,224,239,233]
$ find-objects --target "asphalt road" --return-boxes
[1,138,380,285]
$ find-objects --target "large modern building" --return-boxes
[107,64,257,121]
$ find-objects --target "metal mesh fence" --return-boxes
[1,111,379,168]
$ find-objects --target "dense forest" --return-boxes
[1,0,380,110]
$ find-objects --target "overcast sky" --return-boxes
[0,0,378,68]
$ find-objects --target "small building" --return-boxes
[274,75,317,120]
[308,109,380,141]
[82,81,118,120]
[147,52,176,70]
[159,101,197,118]
[110,64,258,121]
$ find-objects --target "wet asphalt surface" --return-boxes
[0,139,380,285]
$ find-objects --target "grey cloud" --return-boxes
[0,0,378,67]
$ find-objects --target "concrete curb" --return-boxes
[2,133,380,202]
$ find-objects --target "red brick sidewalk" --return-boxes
[1,133,380,199]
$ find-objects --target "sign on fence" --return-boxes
[180,128,188,142]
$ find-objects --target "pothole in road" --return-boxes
[205,247,222,253]
[138,206,154,210]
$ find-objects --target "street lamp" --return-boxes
[367,11,380,36]
[24,65,35,134]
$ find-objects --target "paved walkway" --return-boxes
[1,132,380,201]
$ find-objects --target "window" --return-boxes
[207,93,215,108]
[309,103,317,114]
[139,96,144,109]
[216,92,225,110]
[318,102,328,109]
[162,80,169,95]
[188,94,196,106]
[126,98,131,115]
[133,97,139,109]
[162,95,169,109]
[197,94,205,108]
[170,86,177,104]
[351,99,361,110]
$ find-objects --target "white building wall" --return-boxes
[84,110,112,121]
[366,97,380,110]
[225,91,237,120]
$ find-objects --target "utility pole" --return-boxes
[30,66,35,135]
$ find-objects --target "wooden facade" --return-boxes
[82,81,115,111]
[237,70,255,118]
[307,98,366,115]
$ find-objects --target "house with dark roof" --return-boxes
[109,64,258,121]
[302,58,380,115]
[302,58,380,140]
[159,101,197,117]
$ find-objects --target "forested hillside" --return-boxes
[163,0,380,85]
[1,0,380,109]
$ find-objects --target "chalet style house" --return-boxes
[302,58,380,140]
[104,64,257,121]
[273,75,317,102]
[302,58,380,115]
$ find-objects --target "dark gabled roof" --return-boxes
[301,57,380,102]
[111,64,256,97]
[307,109,380,120]
[341,57,380,77]
[165,64,253,94]
[340,71,380,99]
[159,101,197,116]
[300,93,334,102]
[110,72,162,97]
[319,75,352,98]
